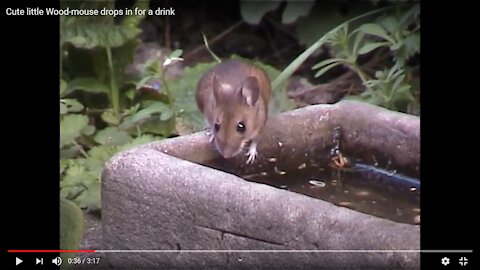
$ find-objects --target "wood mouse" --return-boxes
[195,59,271,164]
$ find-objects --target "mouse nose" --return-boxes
[215,141,241,159]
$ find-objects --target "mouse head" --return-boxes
[211,74,264,158]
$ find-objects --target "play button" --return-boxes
[16,257,22,265]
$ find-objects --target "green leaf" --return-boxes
[60,186,84,201]
[67,77,110,95]
[60,99,84,113]
[94,127,132,146]
[352,31,365,56]
[101,110,120,126]
[314,62,343,78]
[240,0,281,24]
[60,159,69,174]
[60,198,84,264]
[358,23,395,44]
[85,145,118,175]
[60,79,67,96]
[121,102,170,128]
[159,107,174,121]
[402,32,420,58]
[62,20,140,49]
[60,145,81,159]
[88,145,118,163]
[123,103,141,116]
[392,74,406,92]
[60,103,68,115]
[60,114,89,148]
[312,58,343,70]
[82,125,96,136]
[282,1,315,24]
[68,36,87,47]
[75,182,101,212]
[358,42,390,55]
[379,16,398,34]
[390,41,403,51]
[136,75,158,90]
[168,49,183,59]
[61,164,95,188]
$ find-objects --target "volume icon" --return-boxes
[52,256,62,266]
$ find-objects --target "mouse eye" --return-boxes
[236,121,246,133]
[214,122,220,132]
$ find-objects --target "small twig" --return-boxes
[72,140,89,159]
[183,20,244,60]
[164,14,171,49]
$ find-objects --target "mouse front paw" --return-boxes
[246,141,258,164]
[204,128,214,142]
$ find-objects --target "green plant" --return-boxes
[60,198,84,269]
[240,0,315,25]
[271,3,419,114]
[313,3,420,113]
[60,0,168,212]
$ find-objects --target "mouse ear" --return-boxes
[241,76,260,106]
[213,75,223,102]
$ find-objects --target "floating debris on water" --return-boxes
[268,157,277,163]
[298,163,307,170]
[339,201,353,207]
[278,141,283,147]
[410,187,417,192]
[309,180,326,187]
[355,190,370,197]
[274,166,286,175]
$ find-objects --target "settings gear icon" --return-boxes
[441,257,450,266]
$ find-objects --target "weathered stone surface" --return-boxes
[101,101,420,269]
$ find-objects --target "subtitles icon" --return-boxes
[441,257,450,266]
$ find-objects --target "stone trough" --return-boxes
[101,100,420,269]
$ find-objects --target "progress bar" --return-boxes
[7,249,474,253]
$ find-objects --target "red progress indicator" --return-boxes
[8,250,96,253]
